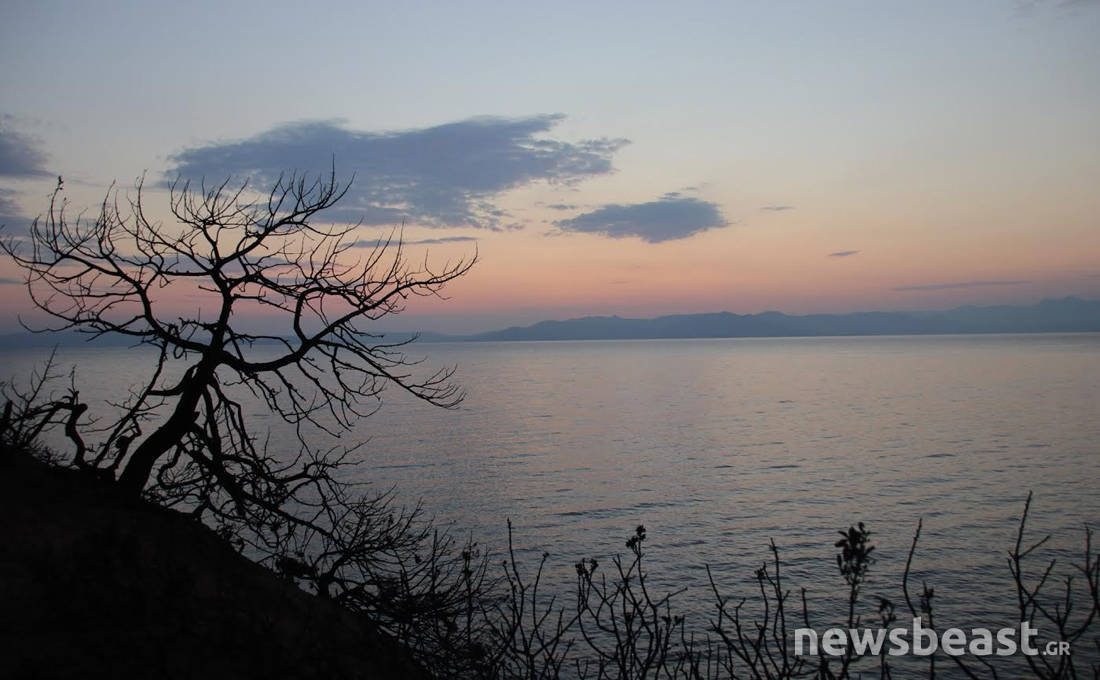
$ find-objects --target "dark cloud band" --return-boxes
[166,115,627,229]
[0,120,49,178]
[0,187,29,227]
[554,197,727,243]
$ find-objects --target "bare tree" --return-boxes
[0,170,474,528]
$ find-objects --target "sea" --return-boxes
[5,333,1099,674]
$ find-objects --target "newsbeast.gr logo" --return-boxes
[795,618,1072,658]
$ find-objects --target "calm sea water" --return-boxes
[6,334,1099,651]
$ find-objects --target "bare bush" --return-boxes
[0,171,490,673]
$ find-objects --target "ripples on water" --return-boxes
[7,334,1100,658]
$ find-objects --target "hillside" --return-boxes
[0,447,429,680]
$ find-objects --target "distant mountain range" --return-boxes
[465,297,1100,342]
[2,298,1099,349]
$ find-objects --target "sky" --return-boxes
[1,0,1099,334]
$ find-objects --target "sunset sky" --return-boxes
[2,0,1099,334]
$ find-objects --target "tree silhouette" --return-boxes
[0,171,475,518]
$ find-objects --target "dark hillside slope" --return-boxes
[0,448,429,680]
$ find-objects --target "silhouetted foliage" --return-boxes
[443,508,1096,679]
[0,349,86,464]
